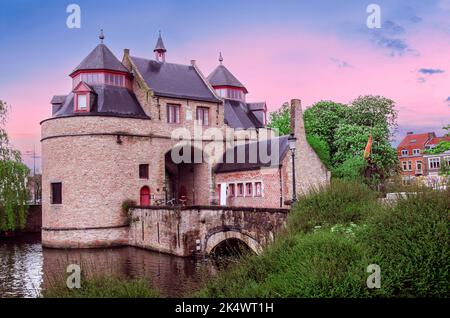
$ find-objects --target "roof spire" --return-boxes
[154,30,166,62]
[219,52,223,65]
[99,29,105,44]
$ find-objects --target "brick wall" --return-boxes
[129,206,288,257]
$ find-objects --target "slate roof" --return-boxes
[224,99,265,129]
[70,44,129,75]
[51,95,67,105]
[207,65,248,93]
[215,136,290,173]
[52,84,148,119]
[154,34,166,52]
[130,56,221,103]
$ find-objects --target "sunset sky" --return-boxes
[1,0,450,170]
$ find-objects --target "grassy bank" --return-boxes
[197,180,449,297]
[43,277,159,298]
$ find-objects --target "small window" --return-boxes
[413,149,420,155]
[407,161,412,171]
[139,164,149,179]
[429,158,440,169]
[167,104,180,124]
[196,107,209,126]
[401,149,408,156]
[402,161,408,171]
[246,183,253,196]
[237,183,244,196]
[77,94,87,110]
[51,182,62,204]
[228,184,235,197]
[255,182,262,197]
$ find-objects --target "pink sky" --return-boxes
[4,19,450,170]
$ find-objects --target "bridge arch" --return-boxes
[205,231,263,255]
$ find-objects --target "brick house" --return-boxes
[41,32,329,248]
[397,131,450,179]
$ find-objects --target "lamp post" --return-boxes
[25,145,40,204]
[288,133,297,203]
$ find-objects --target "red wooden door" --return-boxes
[140,186,150,206]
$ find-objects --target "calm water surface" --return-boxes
[0,233,214,298]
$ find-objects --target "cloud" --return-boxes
[439,0,450,11]
[444,96,450,103]
[417,77,426,83]
[369,20,416,56]
[418,68,445,75]
[330,58,352,68]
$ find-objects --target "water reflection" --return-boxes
[1,233,214,298]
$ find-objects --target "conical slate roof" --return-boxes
[70,44,128,75]
[207,64,247,93]
[154,34,166,52]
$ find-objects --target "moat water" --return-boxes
[0,233,216,298]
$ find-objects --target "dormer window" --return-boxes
[73,81,94,113]
[77,94,87,110]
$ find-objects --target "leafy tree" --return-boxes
[267,102,291,135]
[0,100,29,232]
[303,101,347,156]
[423,141,450,155]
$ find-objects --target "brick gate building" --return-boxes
[41,32,329,248]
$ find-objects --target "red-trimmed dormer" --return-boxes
[73,81,94,112]
[207,53,248,102]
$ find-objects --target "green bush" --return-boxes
[198,180,449,298]
[43,277,159,298]
[288,179,379,233]
[359,188,450,297]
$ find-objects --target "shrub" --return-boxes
[359,188,450,297]
[288,179,380,233]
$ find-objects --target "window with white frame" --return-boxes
[246,183,253,196]
[255,182,262,197]
[196,107,209,126]
[407,161,412,171]
[77,94,87,111]
[445,156,450,166]
[402,161,408,171]
[412,149,420,155]
[401,149,408,156]
[237,183,244,196]
[416,161,422,171]
[429,157,440,169]
[167,104,180,124]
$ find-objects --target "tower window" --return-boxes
[51,182,62,204]
[139,164,149,179]
[77,94,87,111]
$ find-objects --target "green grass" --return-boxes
[43,277,159,298]
[198,179,449,298]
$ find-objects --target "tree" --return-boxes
[0,100,29,232]
[267,102,291,135]
[303,101,347,156]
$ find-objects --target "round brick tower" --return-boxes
[41,40,157,248]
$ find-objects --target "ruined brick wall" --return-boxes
[129,206,289,257]
[24,204,42,233]
[290,99,331,195]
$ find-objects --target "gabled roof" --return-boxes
[215,136,289,173]
[130,56,221,103]
[427,136,450,145]
[397,132,434,150]
[70,44,129,76]
[52,85,148,119]
[224,99,265,129]
[207,65,248,93]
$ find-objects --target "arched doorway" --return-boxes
[140,186,150,206]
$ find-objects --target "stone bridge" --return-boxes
[129,206,289,257]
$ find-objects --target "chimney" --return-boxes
[124,48,130,56]
[428,132,435,139]
[191,60,196,66]
[290,99,305,139]
[407,131,414,135]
